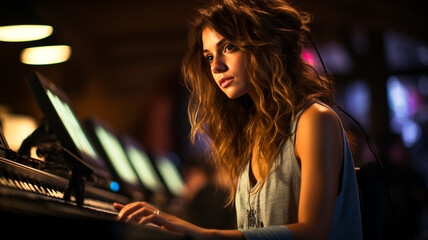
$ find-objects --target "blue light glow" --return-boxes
[110,181,120,192]
[387,76,409,133]
[344,80,371,126]
[401,120,422,148]
[317,41,353,74]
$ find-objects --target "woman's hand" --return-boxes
[114,202,208,240]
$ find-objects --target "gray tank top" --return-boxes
[235,101,362,239]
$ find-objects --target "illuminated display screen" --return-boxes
[125,145,164,193]
[46,89,98,160]
[156,156,185,196]
[94,125,140,185]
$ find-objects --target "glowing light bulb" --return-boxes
[20,45,71,65]
[0,25,53,42]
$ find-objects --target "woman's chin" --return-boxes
[223,89,246,99]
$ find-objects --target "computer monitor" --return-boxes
[25,72,112,186]
[83,117,145,198]
[120,136,165,196]
[155,153,186,197]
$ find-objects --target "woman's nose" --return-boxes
[211,57,227,74]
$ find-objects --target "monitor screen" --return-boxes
[121,137,165,194]
[94,125,139,185]
[25,72,111,183]
[46,90,99,161]
[155,154,185,196]
[84,117,143,196]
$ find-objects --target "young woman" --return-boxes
[114,0,363,239]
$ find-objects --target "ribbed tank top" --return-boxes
[235,101,362,239]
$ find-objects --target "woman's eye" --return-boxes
[206,55,214,63]
[225,44,235,52]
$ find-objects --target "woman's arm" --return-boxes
[114,202,245,240]
[288,103,343,240]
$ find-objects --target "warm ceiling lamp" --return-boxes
[0,24,53,42]
[0,1,53,42]
[20,45,72,65]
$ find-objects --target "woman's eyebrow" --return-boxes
[203,38,226,54]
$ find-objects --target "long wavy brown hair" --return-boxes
[182,0,336,204]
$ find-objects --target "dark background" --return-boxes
[1,0,428,239]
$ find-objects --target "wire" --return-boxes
[305,30,397,220]
[61,147,93,176]
[337,105,396,219]
[304,31,330,81]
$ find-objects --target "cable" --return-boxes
[305,31,397,220]
[304,31,330,82]
[336,105,396,219]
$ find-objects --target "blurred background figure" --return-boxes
[180,157,236,230]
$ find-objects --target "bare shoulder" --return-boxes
[298,103,340,131]
[295,103,343,160]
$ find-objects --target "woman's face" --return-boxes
[202,27,255,100]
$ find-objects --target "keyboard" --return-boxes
[0,157,186,240]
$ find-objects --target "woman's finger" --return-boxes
[117,202,146,221]
[116,201,159,222]
[138,211,171,230]
[126,207,154,222]
[138,213,160,225]
[113,202,124,211]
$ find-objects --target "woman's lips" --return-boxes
[219,77,233,88]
